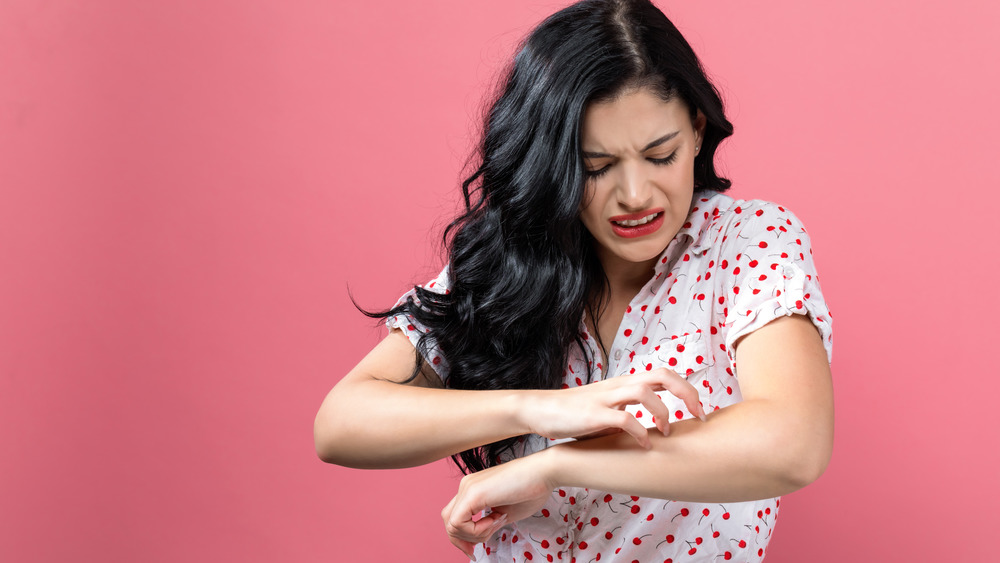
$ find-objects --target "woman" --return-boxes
[314,0,834,561]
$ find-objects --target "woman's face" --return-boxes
[579,86,705,277]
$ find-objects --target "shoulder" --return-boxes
[706,195,814,254]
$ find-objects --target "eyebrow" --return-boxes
[582,131,680,159]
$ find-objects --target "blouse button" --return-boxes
[613,350,622,361]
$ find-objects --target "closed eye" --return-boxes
[585,150,679,179]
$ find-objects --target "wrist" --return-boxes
[510,389,543,436]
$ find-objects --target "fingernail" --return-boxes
[699,413,708,422]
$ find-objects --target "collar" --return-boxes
[653,190,731,273]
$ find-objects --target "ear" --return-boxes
[693,109,707,147]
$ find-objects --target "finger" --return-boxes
[447,534,478,561]
[652,368,708,422]
[610,409,650,448]
[441,495,457,524]
[634,386,673,434]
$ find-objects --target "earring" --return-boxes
[695,146,700,153]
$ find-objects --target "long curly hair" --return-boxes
[373,0,733,473]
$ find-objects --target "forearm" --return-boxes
[315,379,529,469]
[542,398,832,503]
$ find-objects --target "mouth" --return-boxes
[611,211,661,227]
[608,209,665,238]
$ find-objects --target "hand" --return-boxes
[441,452,555,560]
[521,368,706,448]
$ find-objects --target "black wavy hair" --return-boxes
[373,0,733,473]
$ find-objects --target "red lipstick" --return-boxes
[609,208,665,239]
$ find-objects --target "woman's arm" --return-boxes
[441,314,833,552]
[314,329,705,469]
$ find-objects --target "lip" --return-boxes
[609,208,665,222]
[609,209,665,239]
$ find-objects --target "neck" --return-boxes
[594,247,659,301]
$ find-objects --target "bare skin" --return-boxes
[314,87,834,560]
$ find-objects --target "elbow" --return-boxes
[313,410,348,465]
[778,427,833,491]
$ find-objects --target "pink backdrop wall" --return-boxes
[2,1,997,561]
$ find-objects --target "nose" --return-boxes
[615,161,653,211]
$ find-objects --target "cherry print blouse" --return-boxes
[387,190,833,562]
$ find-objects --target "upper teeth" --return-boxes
[615,213,658,227]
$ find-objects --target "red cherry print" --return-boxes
[770,263,779,270]
[569,497,576,505]
[541,509,550,517]
[605,531,613,540]
[630,496,639,501]
[724,552,732,560]
[759,548,764,556]
[654,306,660,314]
[406,324,415,331]
[633,538,642,545]
[623,329,632,337]
[726,386,732,395]
[630,504,641,514]
[713,531,720,538]
[668,357,677,366]
[739,540,747,548]
[432,356,441,365]
[640,305,647,311]
[636,410,643,418]
[748,260,758,268]
[676,343,685,352]
[603,494,613,503]
[668,296,677,304]
[675,410,684,419]
[695,355,703,364]
[723,511,730,519]
[646,513,654,521]
[641,336,648,345]
[765,507,771,515]
[486,547,491,555]
[541,540,549,549]
[512,534,519,543]
[758,241,768,248]
[590,517,599,527]
[755,209,764,216]
[796,300,803,309]
[683,254,690,262]
[680,508,690,516]
[645,363,652,371]
[757,510,763,518]
[558,489,566,497]
[733,266,741,275]
[501,533,507,541]
[555,537,564,545]
[695,537,703,545]
[665,535,675,543]
[688,548,697,556]
[524,552,532,560]
[758,274,767,281]
[721,259,728,269]
[578,541,588,550]
[734,206,742,214]
[547,555,553,562]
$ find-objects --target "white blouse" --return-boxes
[389,190,833,562]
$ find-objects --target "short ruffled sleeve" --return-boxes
[718,201,833,365]
[385,264,452,381]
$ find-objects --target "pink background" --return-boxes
[2,1,997,561]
